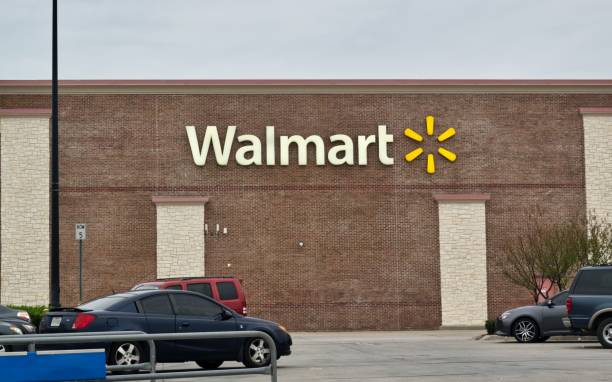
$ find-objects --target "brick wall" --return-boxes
[0,92,609,329]
[0,116,50,305]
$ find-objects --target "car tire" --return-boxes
[242,337,272,368]
[108,342,147,370]
[535,336,550,342]
[596,317,612,349]
[196,360,224,369]
[512,318,539,343]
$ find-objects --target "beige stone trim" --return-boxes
[152,196,209,205]
[2,80,612,95]
[579,107,612,115]
[433,193,491,201]
[155,203,205,279]
[0,115,50,305]
[583,112,612,219]
[0,109,52,117]
[436,199,488,327]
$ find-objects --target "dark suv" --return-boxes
[566,265,612,348]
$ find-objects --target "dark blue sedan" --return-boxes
[39,290,292,369]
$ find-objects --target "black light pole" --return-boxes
[50,0,61,308]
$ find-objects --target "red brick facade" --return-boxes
[1,85,611,330]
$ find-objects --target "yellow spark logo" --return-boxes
[404,115,456,174]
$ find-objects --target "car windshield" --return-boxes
[132,284,160,291]
[78,296,128,311]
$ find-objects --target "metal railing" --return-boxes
[0,330,278,382]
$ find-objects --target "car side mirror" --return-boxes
[547,300,554,307]
[221,309,233,320]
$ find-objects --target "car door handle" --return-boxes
[180,322,191,328]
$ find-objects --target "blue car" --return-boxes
[39,290,292,369]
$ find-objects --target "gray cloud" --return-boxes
[1,0,611,79]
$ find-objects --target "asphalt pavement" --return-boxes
[155,330,612,381]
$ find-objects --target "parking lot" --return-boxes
[156,330,612,382]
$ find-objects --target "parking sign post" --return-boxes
[75,224,86,303]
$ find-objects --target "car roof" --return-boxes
[141,276,238,283]
[0,304,15,313]
[580,265,612,270]
[133,281,163,287]
[121,289,185,297]
[120,289,221,300]
[80,289,219,306]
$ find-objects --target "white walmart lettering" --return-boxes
[185,125,394,166]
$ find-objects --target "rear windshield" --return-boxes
[0,305,12,313]
[78,296,128,311]
[132,284,160,291]
[574,269,612,295]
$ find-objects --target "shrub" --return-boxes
[485,319,496,335]
[7,305,48,328]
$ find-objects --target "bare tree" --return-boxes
[503,220,552,303]
[538,218,586,291]
[585,214,612,266]
[503,212,612,303]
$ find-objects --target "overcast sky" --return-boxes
[1,0,611,79]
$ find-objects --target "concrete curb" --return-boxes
[477,334,597,342]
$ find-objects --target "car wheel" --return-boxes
[596,318,612,349]
[196,360,224,369]
[0,344,6,352]
[243,338,272,368]
[512,318,539,343]
[109,342,145,367]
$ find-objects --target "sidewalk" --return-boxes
[289,329,485,342]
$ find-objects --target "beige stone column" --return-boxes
[152,196,208,278]
[0,109,51,305]
[581,108,612,219]
[434,194,490,327]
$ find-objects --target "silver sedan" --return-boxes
[495,290,570,343]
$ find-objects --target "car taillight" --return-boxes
[566,297,573,314]
[72,313,96,329]
[17,311,30,321]
[242,306,248,316]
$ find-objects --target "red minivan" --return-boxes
[131,277,247,316]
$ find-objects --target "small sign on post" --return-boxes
[75,224,86,241]
[75,224,86,303]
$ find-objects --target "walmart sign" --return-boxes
[186,116,457,174]
[186,125,394,166]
